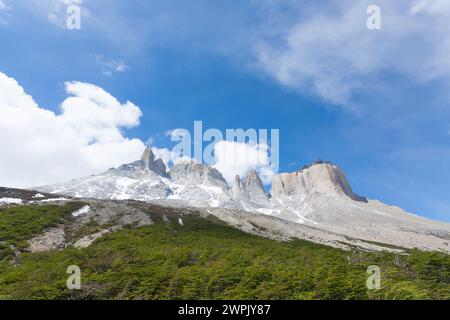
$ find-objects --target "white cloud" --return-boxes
[0,1,7,10]
[0,0,9,25]
[18,0,87,28]
[95,54,129,77]
[410,0,450,15]
[0,71,145,188]
[212,140,275,185]
[256,0,450,107]
[151,146,192,171]
[151,131,276,184]
[0,71,276,187]
[159,129,277,184]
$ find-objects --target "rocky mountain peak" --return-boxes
[169,161,206,183]
[34,148,450,254]
[231,174,246,200]
[243,169,264,190]
[141,146,155,168]
[203,166,229,189]
[169,161,228,190]
[271,162,366,202]
[140,146,167,176]
[239,169,269,206]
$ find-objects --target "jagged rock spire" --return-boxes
[243,169,264,191]
[140,146,166,175]
[231,170,268,205]
[243,169,268,205]
[141,146,155,170]
[232,175,246,199]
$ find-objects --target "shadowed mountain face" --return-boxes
[34,147,450,253]
[141,146,167,175]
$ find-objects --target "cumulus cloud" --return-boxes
[0,71,275,187]
[157,128,277,184]
[256,0,450,106]
[213,140,275,186]
[0,71,145,188]
[149,132,277,185]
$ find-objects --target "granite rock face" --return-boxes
[141,146,167,176]
[232,175,245,200]
[231,170,269,207]
[170,161,229,191]
[35,147,450,253]
[271,162,366,202]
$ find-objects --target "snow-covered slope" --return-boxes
[38,147,231,206]
[36,147,450,252]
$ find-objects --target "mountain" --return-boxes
[36,147,450,253]
[271,160,366,202]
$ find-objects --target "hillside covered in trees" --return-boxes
[0,202,449,300]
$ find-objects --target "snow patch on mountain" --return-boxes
[0,197,23,205]
[72,205,91,217]
[35,147,450,252]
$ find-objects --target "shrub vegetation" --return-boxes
[0,204,448,300]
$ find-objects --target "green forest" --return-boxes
[0,203,449,300]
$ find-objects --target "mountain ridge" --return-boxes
[34,146,450,253]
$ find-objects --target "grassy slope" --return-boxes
[0,204,449,300]
[0,203,83,258]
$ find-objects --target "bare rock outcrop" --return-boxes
[141,146,167,176]
[28,227,66,253]
[243,169,269,206]
[169,161,229,191]
[32,147,450,253]
[271,162,366,202]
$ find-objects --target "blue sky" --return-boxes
[0,0,449,222]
